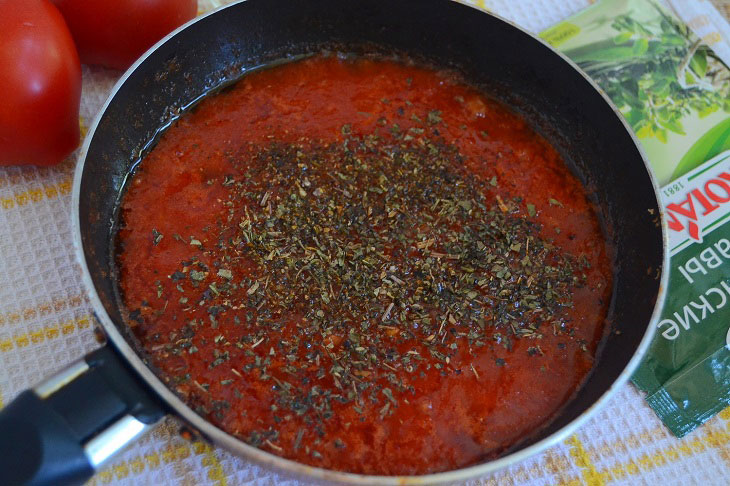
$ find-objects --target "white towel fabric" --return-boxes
[1,1,730,485]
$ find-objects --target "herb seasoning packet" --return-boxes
[540,0,730,437]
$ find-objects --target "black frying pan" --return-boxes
[0,1,667,485]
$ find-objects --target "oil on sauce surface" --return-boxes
[117,55,612,475]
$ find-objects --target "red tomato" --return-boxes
[52,0,198,71]
[0,0,82,167]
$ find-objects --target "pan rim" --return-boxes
[71,0,670,484]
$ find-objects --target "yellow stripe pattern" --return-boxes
[84,420,730,486]
[88,443,193,485]
[86,441,228,485]
[199,442,228,486]
[0,177,72,210]
[0,294,86,328]
[567,435,605,486]
[597,424,730,481]
[79,116,88,139]
[555,412,730,484]
[0,316,91,353]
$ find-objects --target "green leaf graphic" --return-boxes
[673,117,730,179]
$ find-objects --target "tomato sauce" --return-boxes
[117,55,612,475]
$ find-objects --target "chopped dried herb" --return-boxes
[152,228,163,245]
[217,269,233,280]
[427,109,443,125]
[548,198,563,207]
[135,128,586,454]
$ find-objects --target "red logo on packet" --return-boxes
[665,172,730,242]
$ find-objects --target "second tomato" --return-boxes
[52,0,198,71]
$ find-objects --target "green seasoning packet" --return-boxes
[540,0,730,437]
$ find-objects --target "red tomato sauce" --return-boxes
[117,55,612,475]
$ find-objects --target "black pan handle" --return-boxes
[0,346,166,486]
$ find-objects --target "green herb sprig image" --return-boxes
[564,6,730,144]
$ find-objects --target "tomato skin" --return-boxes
[52,0,198,71]
[0,0,81,167]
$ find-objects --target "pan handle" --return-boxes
[0,346,166,486]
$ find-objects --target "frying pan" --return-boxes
[0,0,668,485]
